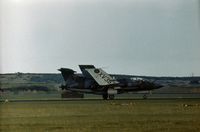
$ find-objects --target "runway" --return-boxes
[1,92,200,103]
[1,97,200,103]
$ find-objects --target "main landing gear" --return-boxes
[102,94,115,100]
[143,91,152,99]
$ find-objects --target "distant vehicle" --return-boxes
[58,65,163,99]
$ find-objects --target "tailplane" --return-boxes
[58,68,76,81]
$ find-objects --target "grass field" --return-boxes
[1,99,200,132]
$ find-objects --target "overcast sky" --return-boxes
[1,0,200,76]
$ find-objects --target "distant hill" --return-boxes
[0,73,64,92]
[0,73,200,93]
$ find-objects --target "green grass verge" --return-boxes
[1,99,200,132]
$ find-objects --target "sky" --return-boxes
[0,0,200,76]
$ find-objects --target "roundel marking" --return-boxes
[94,69,100,73]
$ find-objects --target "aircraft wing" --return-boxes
[85,68,119,86]
[79,65,95,78]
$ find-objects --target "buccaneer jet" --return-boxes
[58,65,162,99]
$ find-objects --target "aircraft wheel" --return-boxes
[103,94,108,100]
[109,95,115,100]
[143,94,147,99]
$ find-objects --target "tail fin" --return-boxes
[85,68,119,86]
[58,68,75,81]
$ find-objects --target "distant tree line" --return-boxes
[30,74,63,83]
[3,86,52,92]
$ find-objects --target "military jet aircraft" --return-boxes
[58,65,163,99]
